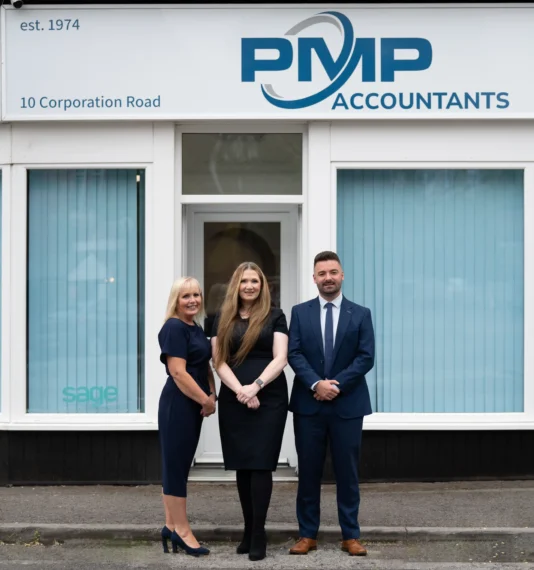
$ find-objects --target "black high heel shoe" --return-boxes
[161,526,173,554]
[236,526,251,554]
[248,529,267,561]
[171,530,210,557]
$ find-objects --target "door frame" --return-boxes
[184,203,300,467]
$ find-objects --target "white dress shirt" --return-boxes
[312,293,343,391]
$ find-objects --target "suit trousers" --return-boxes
[294,405,363,540]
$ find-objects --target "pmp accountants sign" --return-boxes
[2,6,533,120]
[241,11,508,113]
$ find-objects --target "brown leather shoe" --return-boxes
[341,539,367,556]
[289,537,318,555]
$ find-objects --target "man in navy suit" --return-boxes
[288,251,375,556]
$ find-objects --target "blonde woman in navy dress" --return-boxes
[158,277,216,557]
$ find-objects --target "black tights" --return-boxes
[236,469,273,534]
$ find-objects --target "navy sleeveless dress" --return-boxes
[213,308,289,471]
[158,318,211,497]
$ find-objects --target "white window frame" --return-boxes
[0,165,11,425]
[174,122,307,314]
[174,123,307,466]
[175,122,307,203]
[3,163,161,430]
[330,161,534,430]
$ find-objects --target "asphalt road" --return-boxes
[0,538,533,570]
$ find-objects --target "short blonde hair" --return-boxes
[164,277,205,325]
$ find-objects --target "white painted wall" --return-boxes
[330,120,534,163]
[0,126,11,163]
[10,122,154,164]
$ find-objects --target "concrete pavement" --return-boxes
[0,480,533,545]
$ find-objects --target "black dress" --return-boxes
[213,308,289,471]
[158,318,212,497]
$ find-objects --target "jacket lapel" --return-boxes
[308,298,324,357]
[332,298,352,364]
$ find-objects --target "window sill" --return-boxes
[365,412,534,430]
[0,416,158,431]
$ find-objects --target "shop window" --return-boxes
[27,170,145,413]
[338,169,524,413]
[182,133,302,195]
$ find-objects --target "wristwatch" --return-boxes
[254,378,265,390]
[210,392,218,401]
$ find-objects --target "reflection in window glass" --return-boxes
[182,133,302,195]
[338,169,524,413]
[27,169,145,413]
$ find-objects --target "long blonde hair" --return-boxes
[213,262,271,368]
[164,277,205,325]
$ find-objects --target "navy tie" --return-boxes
[324,302,334,378]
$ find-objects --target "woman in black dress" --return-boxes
[211,262,289,562]
[158,277,216,556]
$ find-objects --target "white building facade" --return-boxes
[0,3,532,482]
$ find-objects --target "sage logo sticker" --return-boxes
[241,11,432,109]
[62,386,118,408]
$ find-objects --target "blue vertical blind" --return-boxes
[338,170,524,413]
[27,170,145,413]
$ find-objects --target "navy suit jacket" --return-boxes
[288,296,375,419]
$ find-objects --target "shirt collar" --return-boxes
[319,292,343,309]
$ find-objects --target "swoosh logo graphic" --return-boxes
[261,11,355,109]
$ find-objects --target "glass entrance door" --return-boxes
[186,206,298,467]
